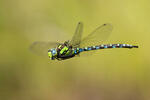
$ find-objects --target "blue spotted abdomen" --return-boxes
[74,44,138,54]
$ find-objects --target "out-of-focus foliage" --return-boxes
[0,0,149,100]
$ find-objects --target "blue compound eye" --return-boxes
[52,50,55,54]
[51,49,57,55]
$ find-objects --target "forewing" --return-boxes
[30,41,59,56]
[80,23,113,48]
[69,22,83,48]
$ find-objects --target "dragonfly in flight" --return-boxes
[30,22,138,61]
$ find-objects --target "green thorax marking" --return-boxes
[60,46,69,54]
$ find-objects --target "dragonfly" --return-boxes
[30,22,138,61]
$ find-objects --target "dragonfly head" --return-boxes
[48,48,57,60]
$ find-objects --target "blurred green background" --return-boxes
[0,0,149,100]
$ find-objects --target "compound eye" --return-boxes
[52,50,56,54]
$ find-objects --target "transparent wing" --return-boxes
[80,23,113,48]
[30,41,59,56]
[69,22,83,48]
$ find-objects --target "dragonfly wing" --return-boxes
[80,23,113,48]
[69,22,83,48]
[30,41,59,56]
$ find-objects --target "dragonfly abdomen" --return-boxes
[80,44,138,52]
